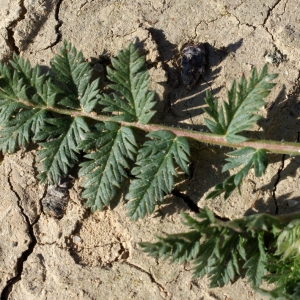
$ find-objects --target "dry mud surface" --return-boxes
[0,0,300,299]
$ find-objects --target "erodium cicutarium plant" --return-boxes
[1,40,300,299]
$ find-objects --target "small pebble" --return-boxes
[287,200,298,207]
[73,235,82,244]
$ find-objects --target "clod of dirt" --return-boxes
[265,46,284,65]
[67,210,131,267]
[42,177,74,219]
[181,43,206,89]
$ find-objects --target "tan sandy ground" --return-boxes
[0,1,300,299]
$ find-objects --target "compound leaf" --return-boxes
[35,116,89,184]
[208,233,241,287]
[0,42,297,298]
[244,232,267,286]
[79,122,137,212]
[50,40,99,111]
[0,108,46,153]
[204,65,277,143]
[140,210,214,263]
[99,43,156,124]
[207,147,268,199]
[140,230,201,264]
[275,219,300,260]
[126,130,190,220]
[141,207,273,290]
[0,54,56,153]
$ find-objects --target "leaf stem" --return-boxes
[126,122,300,156]
[212,211,300,235]
[275,211,300,224]
[20,100,300,156]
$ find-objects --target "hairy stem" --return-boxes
[275,211,300,224]
[14,95,300,155]
[213,211,300,235]
[21,99,300,156]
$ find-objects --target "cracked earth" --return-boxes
[0,0,300,299]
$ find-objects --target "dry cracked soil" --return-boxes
[0,0,300,299]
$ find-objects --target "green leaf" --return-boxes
[193,238,217,279]
[140,209,226,281]
[50,40,99,111]
[0,99,24,124]
[35,116,89,184]
[0,108,46,153]
[79,78,101,113]
[141,208,280,290]
[208,233,241,287]
[204,65,277,143]
[140,230,201,264]
[244,232,267,286]
[275,219,300,260]
[263,255,300,299]
[9,53,51,106]
[0,58,43,111]
[245,213,281,233]
[99,93,136,122]
[203,90,226,135]
[182,208,215,230]
[0,54,56,153]
[207,147,268,199]
[79,122,137,212]
[126,130,190,220]
[100,43,156,124]
[139,211,217,263]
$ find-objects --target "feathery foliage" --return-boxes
[204,65,277,143]
[35,116,89,183]
[140,207,300,298]
[126,130,190,220]
[204,67,275,200]
[50,40,99,111]
[263,255,300,299]
[207,147,268,199]
[259,220,300,298]
[79,122,137,212]
[0,40,299,299]
[0,39,277,209]
[140,208,275,287]
[0,53,50,153]
[0,40,189,215]
[99,43,156,123]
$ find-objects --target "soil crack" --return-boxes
[263,0,285,26]
[272,154,285,215]
[123,261,167,297]
[263,0,286,40]
[5,0,27,55]
[54,0,64,45]
[227,11,256,29]
[171,189,199,213]
[44,0,64,49]
[1,171,39,300]
[79,0,95,11]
